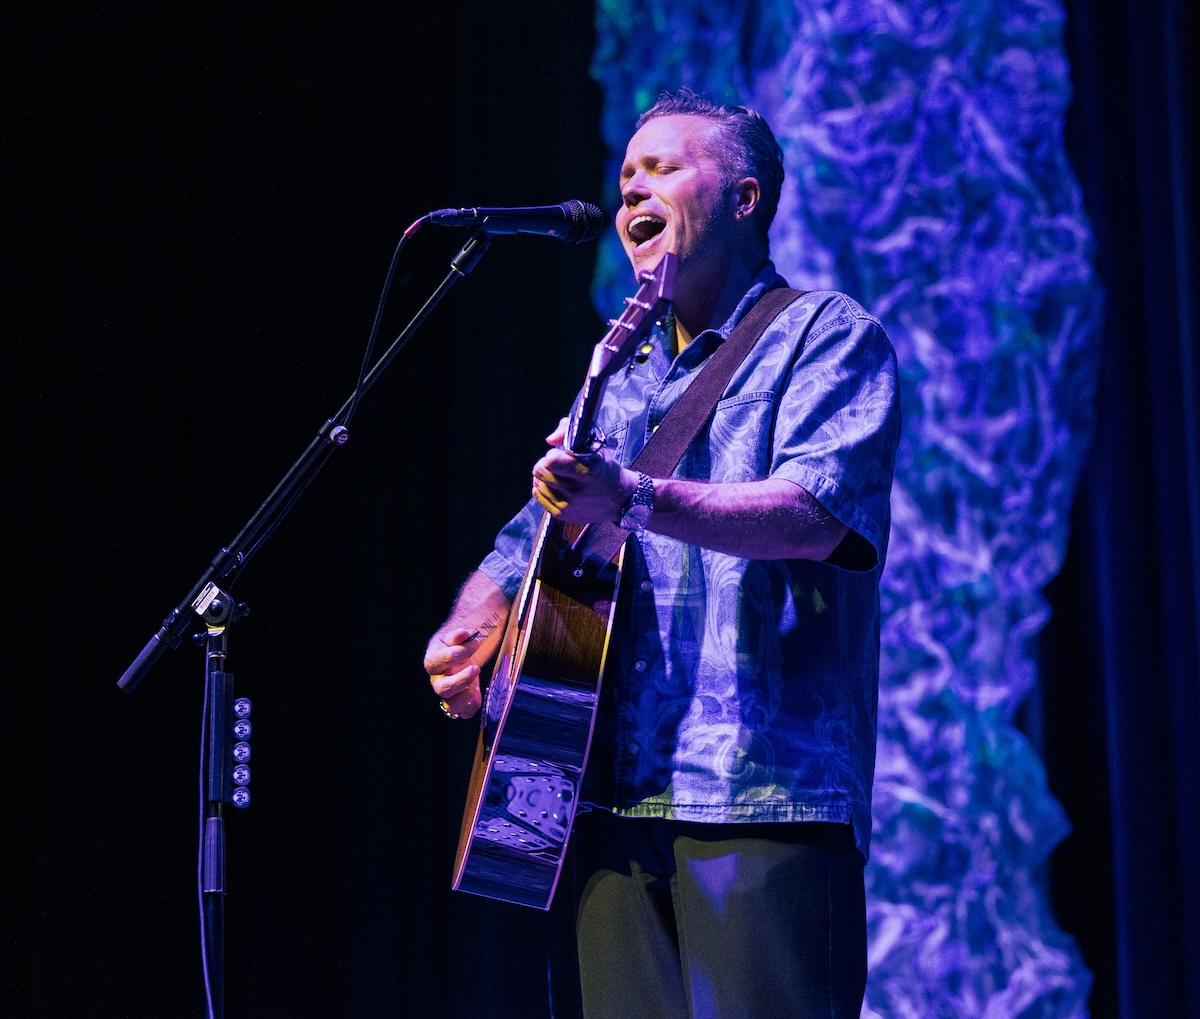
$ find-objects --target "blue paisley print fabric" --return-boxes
[480,263,900,858]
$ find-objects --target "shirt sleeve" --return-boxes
[477,495,544,600]
[768,294,901,572]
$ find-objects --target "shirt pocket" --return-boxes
[703,390,777,481]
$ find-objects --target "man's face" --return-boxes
[615,114,738,281]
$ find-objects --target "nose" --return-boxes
[621,172,651,209]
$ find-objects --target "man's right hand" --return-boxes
[421,571,511,721]
[424,627,484,720]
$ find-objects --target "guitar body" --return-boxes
[449,252,675,910]
[451,516,622,909]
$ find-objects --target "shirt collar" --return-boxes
[714,260,789,341]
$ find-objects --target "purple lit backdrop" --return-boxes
[592,2,1101,1014]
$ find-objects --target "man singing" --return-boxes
[423,88,900,1017]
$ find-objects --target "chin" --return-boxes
[627,241,672,277]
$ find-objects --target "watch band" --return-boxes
[619,471,655,531]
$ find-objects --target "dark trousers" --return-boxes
[557,810,867,1019]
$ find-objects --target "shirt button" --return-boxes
[633,659,647,673]
[640,579,653,592]
[627,741,640,755]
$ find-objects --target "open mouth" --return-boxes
[627,214,667,248]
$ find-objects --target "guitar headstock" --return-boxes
[588,252,677,384]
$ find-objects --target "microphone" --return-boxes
[423,200,607,243]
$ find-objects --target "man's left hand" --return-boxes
[531,418,634,524]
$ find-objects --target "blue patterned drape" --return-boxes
[592,2,1101,1015]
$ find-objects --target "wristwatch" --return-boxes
[618,472,655,532]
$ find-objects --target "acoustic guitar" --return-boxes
[452,253,677,909]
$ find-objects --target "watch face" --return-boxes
[621,502,652,531]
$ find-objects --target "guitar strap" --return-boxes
[571,284,809,572]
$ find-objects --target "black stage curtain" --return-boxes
[1040,1,1199,1016]
[7,4,603,1015]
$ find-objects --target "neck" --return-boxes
[672,250,765,352]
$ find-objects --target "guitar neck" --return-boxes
[567,375,605,455]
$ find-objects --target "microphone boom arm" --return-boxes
[116,228,494,693]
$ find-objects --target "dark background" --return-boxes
[5,2,1196,1016]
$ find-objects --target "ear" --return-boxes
[732,176,762,220]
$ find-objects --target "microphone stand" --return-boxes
[117,227,493,694]
[116,228,493,1019]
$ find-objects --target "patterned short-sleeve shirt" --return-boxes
[479,262,900,859]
